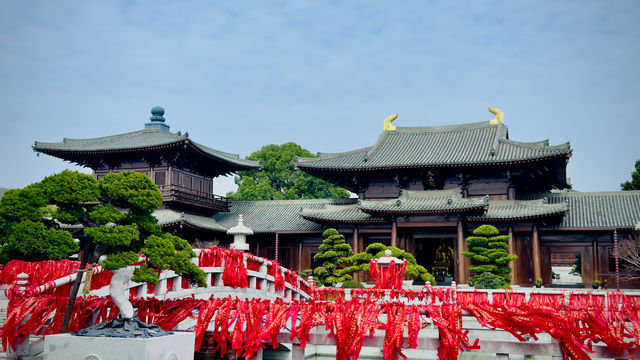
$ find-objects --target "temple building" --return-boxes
[33,107,640,288]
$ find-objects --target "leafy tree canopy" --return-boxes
[0,170,205,287]
[227,143,349,200]
[622,159,640,190]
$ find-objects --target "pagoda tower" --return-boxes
[34,106,260,246]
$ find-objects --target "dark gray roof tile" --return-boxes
[467,199,568,221]
[297,121,571,171]
[522,191,640,229]
[300,203,387,223]
[360,189,487,214]
[215,199,357,233]
[154,209,228,232]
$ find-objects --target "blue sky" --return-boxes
[1,1,639,194]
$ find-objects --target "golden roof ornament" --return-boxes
[384,114,398,131]
[488,107,504,124]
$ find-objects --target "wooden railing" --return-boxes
[157,184,229,211]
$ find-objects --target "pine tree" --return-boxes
[341,243,436,285]
[312,228,353,286]
[462,224,517,288]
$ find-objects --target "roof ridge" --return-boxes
[400,188,463,197]
[393,120,499,133]
[544,190,640,197]
[60,128,184,143]
[230,198,357,205]
[296,146,372,164]
[499,138,571,151]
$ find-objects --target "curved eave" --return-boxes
[467,210,568,222]
[158,217,227,233]
[300,214,388,224]
[186,140,260,171]
[361,205,488,215]
[33,139,186,157]
[297,153,572,172]
[159,219,222,232]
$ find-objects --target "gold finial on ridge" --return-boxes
[488,108,504,124]
[384,114,398,131]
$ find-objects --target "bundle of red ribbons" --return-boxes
[3,288,640,360]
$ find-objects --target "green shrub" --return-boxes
[471,272,504,289]
[341,279,365,289]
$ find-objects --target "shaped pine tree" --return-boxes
[313,228,353,286]
[462,224,517,288]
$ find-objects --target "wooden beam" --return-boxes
[396,221,457,228]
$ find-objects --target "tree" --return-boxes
[622,159,640,190]
[0,182,78,263]
[341,243,436,285]
[614,230,640,278]
[0,170,206,329]
[227,143,349,200]
[312,228,354,286]
[462,224,517,289]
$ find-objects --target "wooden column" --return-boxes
[456,220,466,284]
[508,226,516,285]
[352,228,360,282]
[592,238,599,283]
[391,221,397,248]
[275,233,279,263]
[532,224,542,282]
[352,228,359,254]
[298,240,303,272]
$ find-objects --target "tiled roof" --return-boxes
[467,199,568,222]
[154,209,228,232]
[523,191,640,229]
[33,129,259,170]
[360,189,488,214]
[296,121,571,171]
[300,203,388,223]
[215,199,357,233]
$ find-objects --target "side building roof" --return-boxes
[296,120,570,171]
[154,209,228,232]
[467,199,568,222]
[522,191,640,230]
[215,198,357,233]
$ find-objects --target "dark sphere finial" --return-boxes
[150,106,165,122]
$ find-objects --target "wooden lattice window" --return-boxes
[154,171,166,186]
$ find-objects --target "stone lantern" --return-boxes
[377,249,404,268]
[227,214,252,251]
